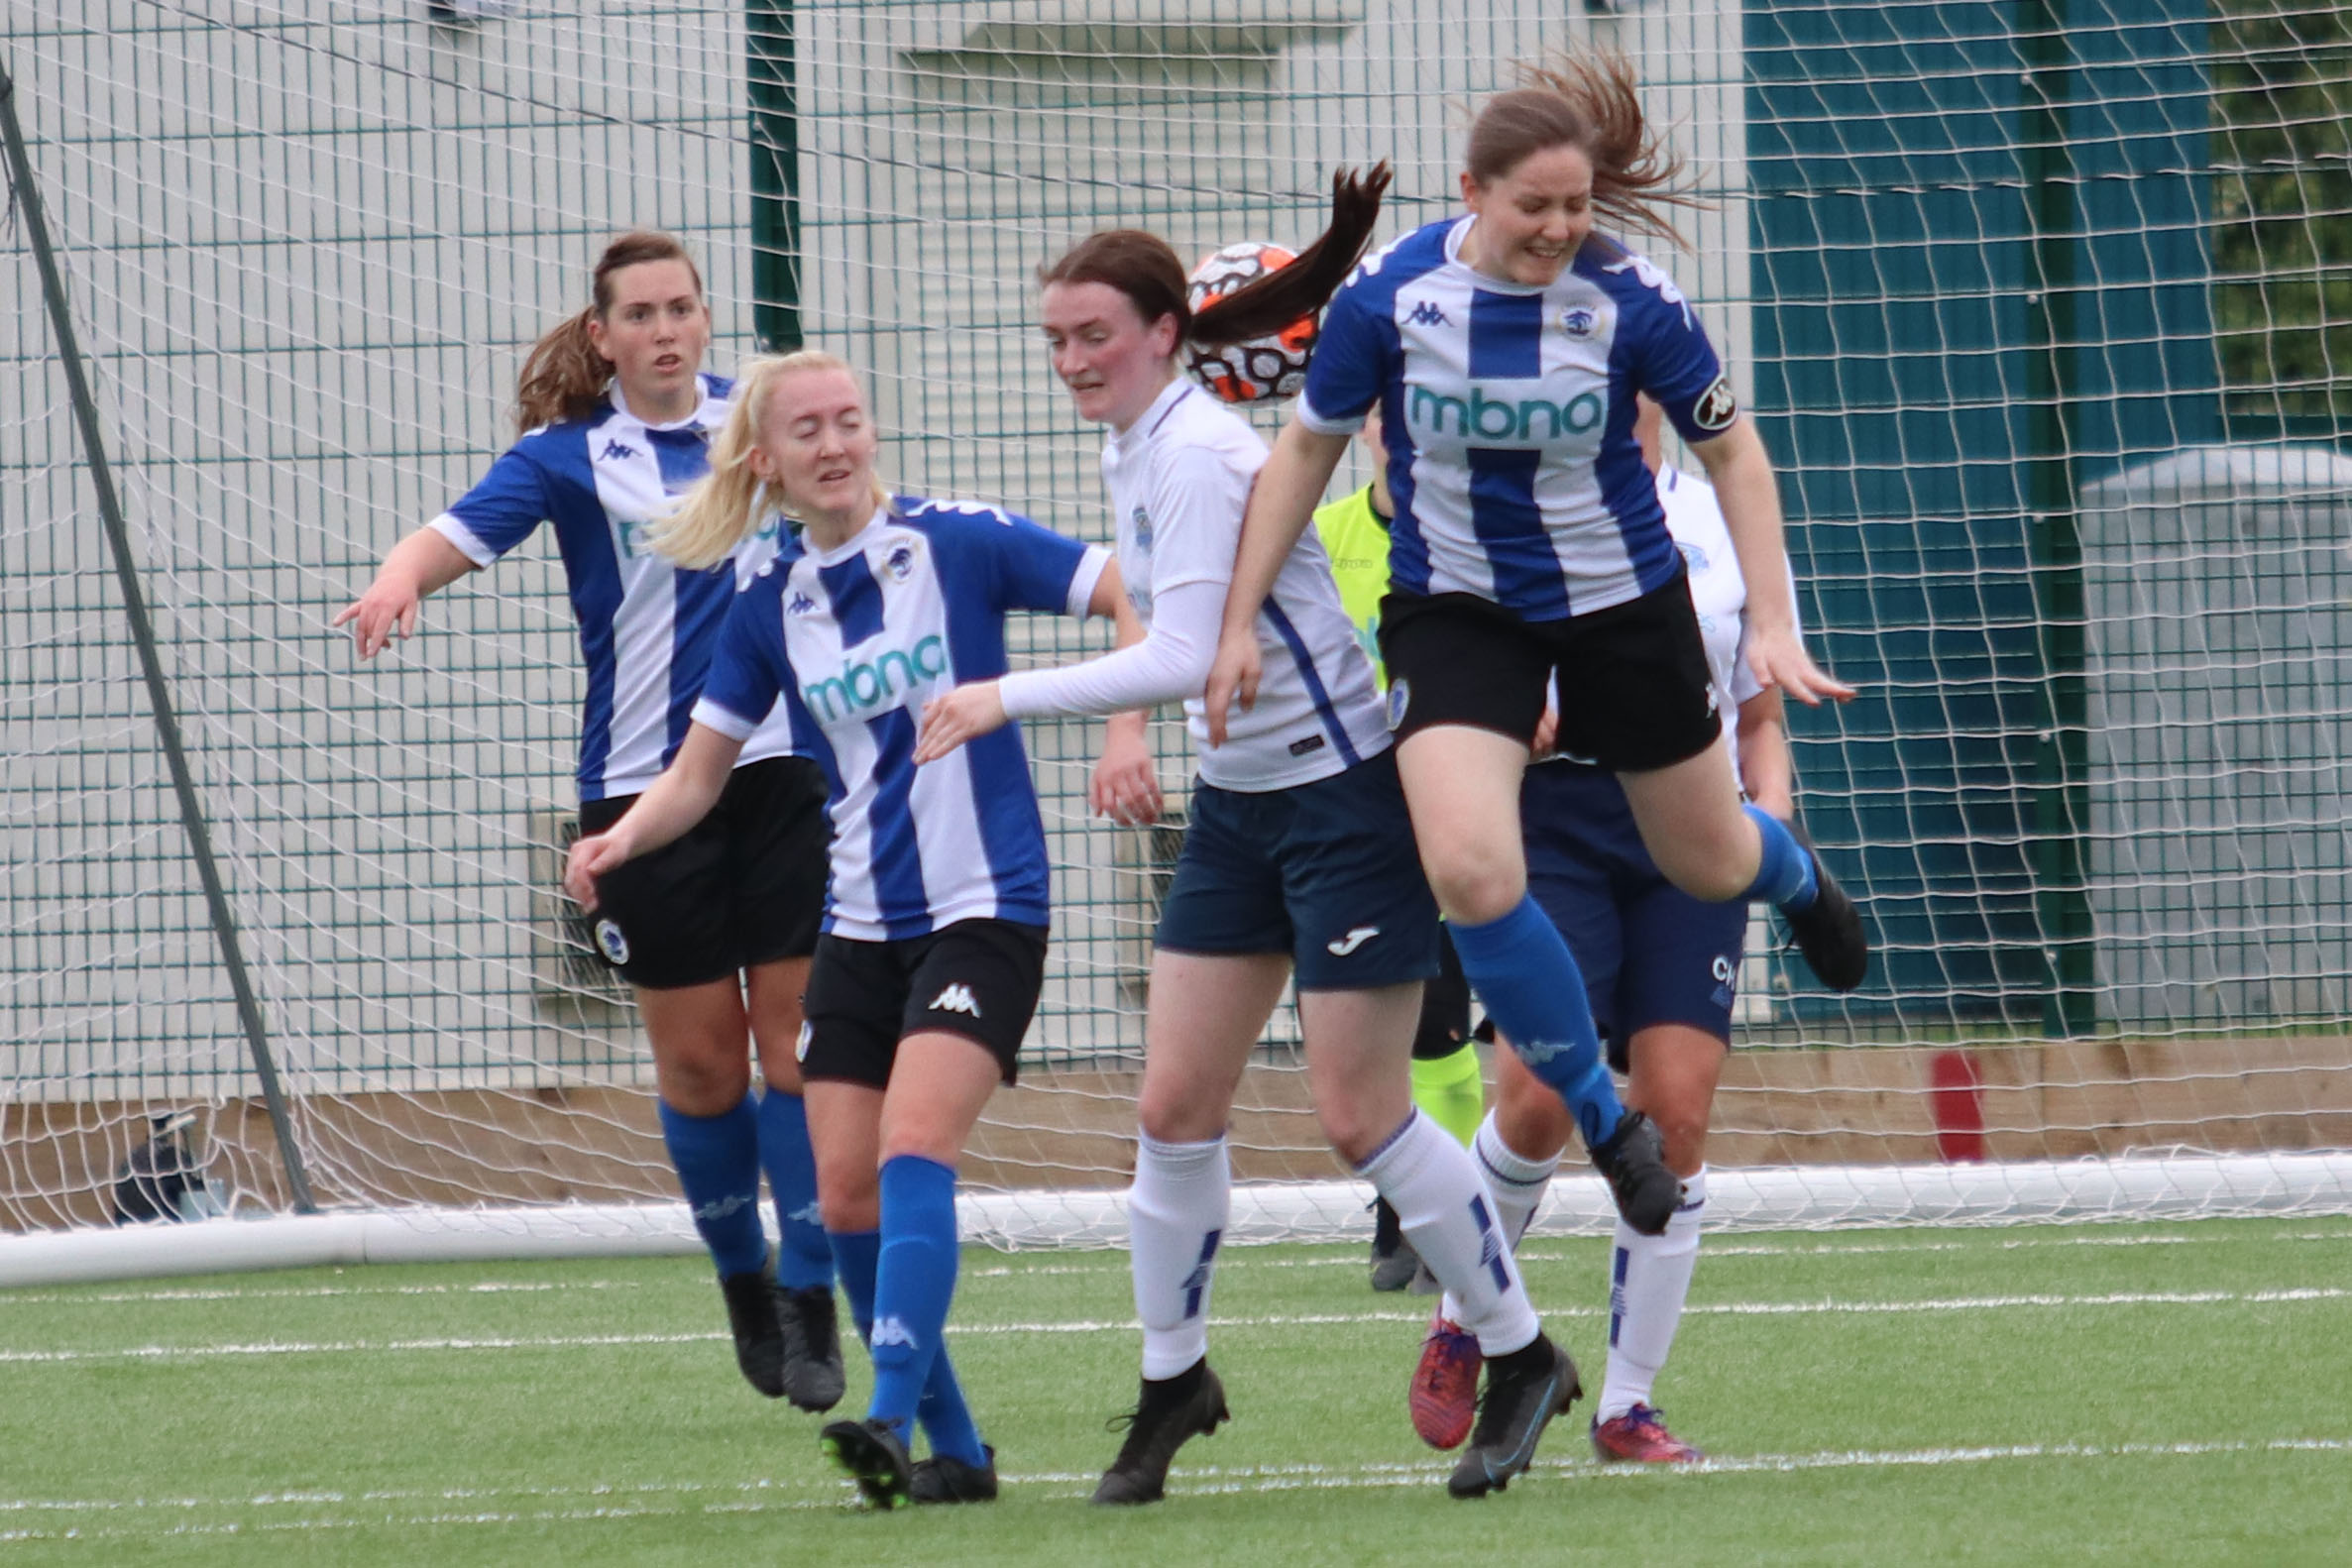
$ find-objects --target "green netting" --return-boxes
[2,1,2347,1225]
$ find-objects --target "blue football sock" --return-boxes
[1738,804,1819,911]
[829,1227,879,1346]
[867,1155,963,1446]
[658,1097,768,1279]
[1449,896,1626,1150]
[831,1222,984,1463]
[755,1088,835,1290]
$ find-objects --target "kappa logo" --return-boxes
[1561,304,1599,339]
[869,1315,919,1350]
[1405,299,1450,328]
[601,439,638,462]
[1692,373,1739,432]
[1512,1036,1566,1067]
[786,590,819,616]
[929,983,982,1018]
[1326,925,1380,956]
[690,1190,754,1224]
[1602,254,1694,328]
[594,919,631,966]
[787,1199,825,1227]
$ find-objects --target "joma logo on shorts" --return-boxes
[801,634,947,722]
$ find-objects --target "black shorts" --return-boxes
[1378,568,1721,772]
[577,755,829,990]
[798,918,1049,1089]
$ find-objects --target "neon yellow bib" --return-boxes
[1312,485,1393,689]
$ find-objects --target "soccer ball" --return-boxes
[1183,242,1318,403]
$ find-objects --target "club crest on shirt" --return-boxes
[1560,305,1598,339]
[1693,374,1739,432]
[1130,505,1153,553]
[884,543,916,582]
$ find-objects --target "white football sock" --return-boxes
[1438,1110,1561,1328]
[1597,1165,1706,1421]
[1128,1131,1230,1381]
[1359,1111,1539,1358]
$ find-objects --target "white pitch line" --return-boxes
[2,1436,2347,1540]
[0,1280,642,1308]
[6,1286,2349,1364]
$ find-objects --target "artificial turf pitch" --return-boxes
[4,1214,2348,1564]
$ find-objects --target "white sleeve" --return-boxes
[1146,448,1252,597]
[996,576,1223,720]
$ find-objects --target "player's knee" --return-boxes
[817,1174,878,1234]
[1136,1078,1225,1146]
[1494,1066,1573,1162]
[1422,853,1524,926]
[1648,1108,1710,1174]
[1648,829,1755,905]
[1314,1095,1399,1168]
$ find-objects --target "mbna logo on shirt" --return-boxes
[1409,383,1606,443]
[801,634,948,722]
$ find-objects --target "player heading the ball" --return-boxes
[1204,51,1867,1238]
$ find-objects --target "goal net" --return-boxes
[4,0,2349,1271]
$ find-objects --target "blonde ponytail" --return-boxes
[654,350,889,570]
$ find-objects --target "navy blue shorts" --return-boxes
[1155,747,1441,992]
[1520,761,1748,1070]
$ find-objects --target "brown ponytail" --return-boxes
[1037,164,1393,352]
[512,229,705,434]
[1187,164,1393,347]
[1468,53,1702,251]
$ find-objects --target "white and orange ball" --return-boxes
[1183,242,1318,403]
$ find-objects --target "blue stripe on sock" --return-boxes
[756,1088,835,1290]
[658,1097,768,1278]
[1448,896,1626,1147]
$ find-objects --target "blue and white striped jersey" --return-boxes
[427,375,796,801]
[1298,218,1739,621]
[692,498,1111,942]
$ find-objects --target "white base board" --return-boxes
[6,1152,2350,1288]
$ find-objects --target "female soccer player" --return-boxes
[1203,55,1867,1240]
[1410,394,1825,1461]
[336,231,841,1411]
[567,350,1135,1509]
[915,188,1581,1502]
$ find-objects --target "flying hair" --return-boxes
[1469,52,1703,252]
[1037,164,1394,350]
[652,350,888,571]
[512,230,704,435]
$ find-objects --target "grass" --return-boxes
[4,1215,2351,1564]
